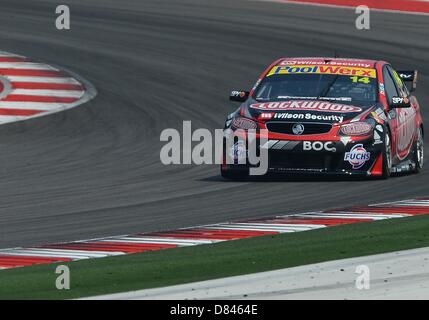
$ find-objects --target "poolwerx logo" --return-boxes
[268,65,377,78]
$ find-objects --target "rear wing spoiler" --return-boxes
[397,70,418,91]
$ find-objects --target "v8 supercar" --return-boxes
[221,58,424,179]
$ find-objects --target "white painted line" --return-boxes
[0,248,124,259]
[6,76,81,84]
[11,89,84,98]
[0,115,29,122]
[230,223,326,229]
[385,202,429,207]
[295,213,408,220]
[330,210,413,216]
[206,225,299,232]
[0,62,58,70]
[0,51,24,57]
[107,237,219,245]
[0,251,92,260]
[0,102,73,110]
[250,222,329,229]
[211,223,326,232]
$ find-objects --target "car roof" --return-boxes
[277,57,381,68]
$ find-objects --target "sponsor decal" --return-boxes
[303,141,336,152]
[230,90,247,98]
[372,108,387,122]
[259,112,274,120]
[397,108,416,153]
[273,112,344,123]
[267,65,377,78]
[279,60,373,68]
[379,83,385,96]
[277,96,352,102]
[231,117,258,130]
[373,130,383,145]
[230,140,247,162]
[399,73,413,80]
[250,100,362,113]
[340,122,373,136]
[344,144,371,169]
[392,97,408,105]
[292,123,305,135]
[388,109,397,119]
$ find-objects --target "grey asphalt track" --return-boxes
[0,0,428,248]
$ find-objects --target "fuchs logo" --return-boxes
[250,101,362,113]
[344,144,371,169]
[292,123,305,135]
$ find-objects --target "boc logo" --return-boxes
[344,144,371,169]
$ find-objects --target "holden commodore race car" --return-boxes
[221,57,424,179]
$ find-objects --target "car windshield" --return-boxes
[254,66,378,105]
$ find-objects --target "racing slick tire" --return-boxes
[220,165,249,180]
[221,137,250,180]
[412,127,424,173]
[381,131,393,179]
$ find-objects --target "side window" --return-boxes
[388,66,409,97]
[383,66,399,103]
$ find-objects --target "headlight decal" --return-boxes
[340,121,373,136]
[231,117,258,130]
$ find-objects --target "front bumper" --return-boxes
[225,135,385,177]
[267,138,382,175]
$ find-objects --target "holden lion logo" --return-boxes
[344,144,371,169]
[292,123,305,135]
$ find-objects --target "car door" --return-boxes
[383,65,417,161]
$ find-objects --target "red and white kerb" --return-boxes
[0,50,95,124]
[0,198,428,270]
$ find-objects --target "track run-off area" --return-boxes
[0,0,428,253]
[1,198,429,269]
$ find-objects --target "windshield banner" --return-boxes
[267,65,377,78]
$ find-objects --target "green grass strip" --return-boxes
[1,214,429,299]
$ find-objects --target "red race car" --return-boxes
[222,57,424,179]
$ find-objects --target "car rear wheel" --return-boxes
[413,127,424,173]
[381,132,392,179]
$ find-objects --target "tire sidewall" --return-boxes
[413,127,424,173]
[382,130,392,179]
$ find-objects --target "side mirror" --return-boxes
[230,90,249,102]
[398,70,418,92]
[390,96,411,108]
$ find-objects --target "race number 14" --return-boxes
[350,76,370,84]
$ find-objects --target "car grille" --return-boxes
[266,122,332,135]
[269,152,342,171]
